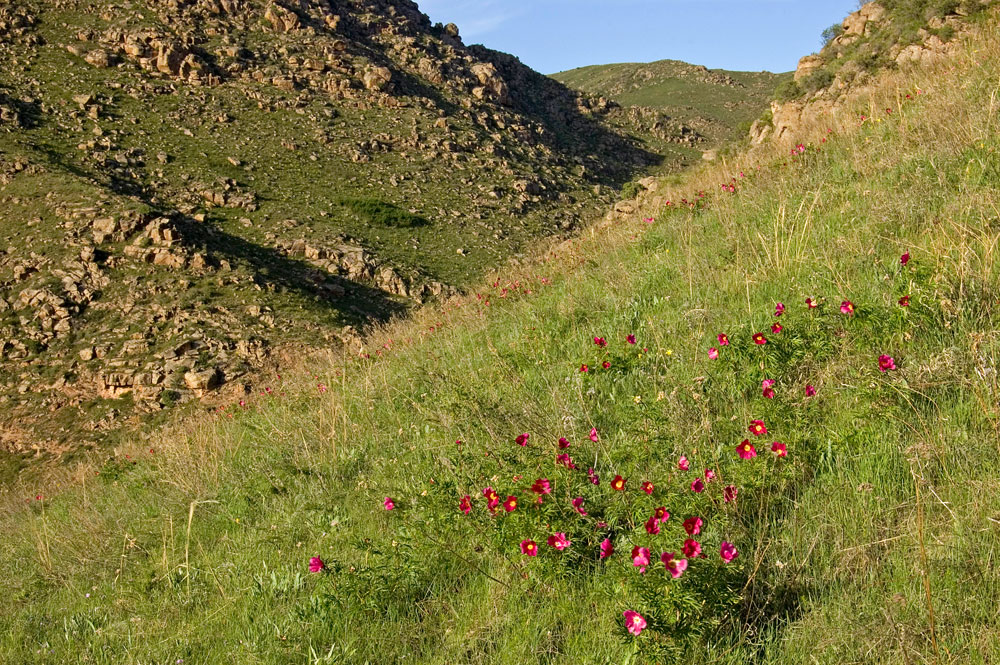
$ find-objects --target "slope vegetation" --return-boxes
[2,6,1000,665]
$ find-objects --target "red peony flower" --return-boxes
[771,442,787,457]
[611,475,626,491]
[806,297,818,309]
[383,497,395,511]
[737,439,757,460]
[691,478,705,493]
[681,538,701,558]
[593,336,607,347]
[683,516,703,536]
[520,540,538,556]
[515,433,530,446]
[547,533,571,550]
[530,478,551,495]
[723,485,738,503]
[572,496,587,516]
[774,302,785,317]
[749,420,767,436]
[626,334,637,345]
[654,506,670,522]
[771,323,782,334]
[459,495,472,515]
[631,546,651,573]
[641,481,654,495]
[753,333,767,345]
[901,252,910,266]
[503,496,518,512]
[762,379,775,399]
[718,333,730,346]
[558,437,570,449]
[644,514,660,535]
[899,295,910,307]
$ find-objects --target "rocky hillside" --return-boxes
[0,0,682,468]
[751,0,998,144]
[553,60,788,165]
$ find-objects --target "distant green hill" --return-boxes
[552,60,791,165]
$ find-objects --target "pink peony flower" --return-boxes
[774,302,785,317]
[683,516,703,536]
[600,537,614,559]
[631,546,651,573]
[762,379,775,399]
[738,439,757,460]
[771,442,787,457]
[691,478,705,493]
[503,496,518,512]
[840,300,855,316]
[530,478,551,495]
[661,552,688,579]
[878,354,896,372]
[309,556,325,573]
[681,538,701,558]
[547,533,570,550]
[623,610,647,636]
[589,427,599,442]
[678,456,690,471]
[708,347,719,360]
[572,496,587,516]
[704,468,716,481]
[520,540,538,556]
[723,485,739,503]
[717,333,730,346]
[459,495,472,515]
[720,541,739,563]
[515,433,530,446]
[384,497,395,511]
[805,384,816,397]
[641,481,654,495]
[749,420,767,437]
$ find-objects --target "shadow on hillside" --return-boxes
[32,145,408,329]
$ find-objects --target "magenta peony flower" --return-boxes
[901,252,910,266]
[572,496,587,516]
[530,478,551,495]
[681,538,701,558]
[558,437,570,449]
[840,300,855,316]
[384,497,395,511]
[691,478,705,493]
[515,433,530,446]
[806,297,818,309]
[805,384,817,397]
[631,546,651,573]
[661,552,688,579]
[771,442,787,457]
[720,541,739,563]
[483,487,500,511]
[626,334,637,345]
[774,302,785,317]
[678,456,690,471]
[737,439,757,460]
[771,323,782,334]
[589,427,599,442]
[749,420,767,437]
[602,360,611,369]
[556,453,576,469]
[587,468,600,485]
[723,485,739,503]
[598,538,614,560]
[579,364,589,373]
[708,347,719,360]
[520,540,538,556]
[644,514,660,535]
[654,506,670,522]
[623,610,647,636]
[704,468,716,481]
[459,494,472,515]
[593,336,607,347]
[683,516,703,536]
[503,496,518,512]
[547,533,571,550]
[762,379,775,399]
[878,354,897,372]
[309,556,325,573]
[718,333,730,346]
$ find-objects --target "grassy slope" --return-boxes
[552,60,790,146]
[2,16,1000,665]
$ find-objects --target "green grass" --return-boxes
[2,15,1000,665]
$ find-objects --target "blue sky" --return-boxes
[416,1,861,74]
